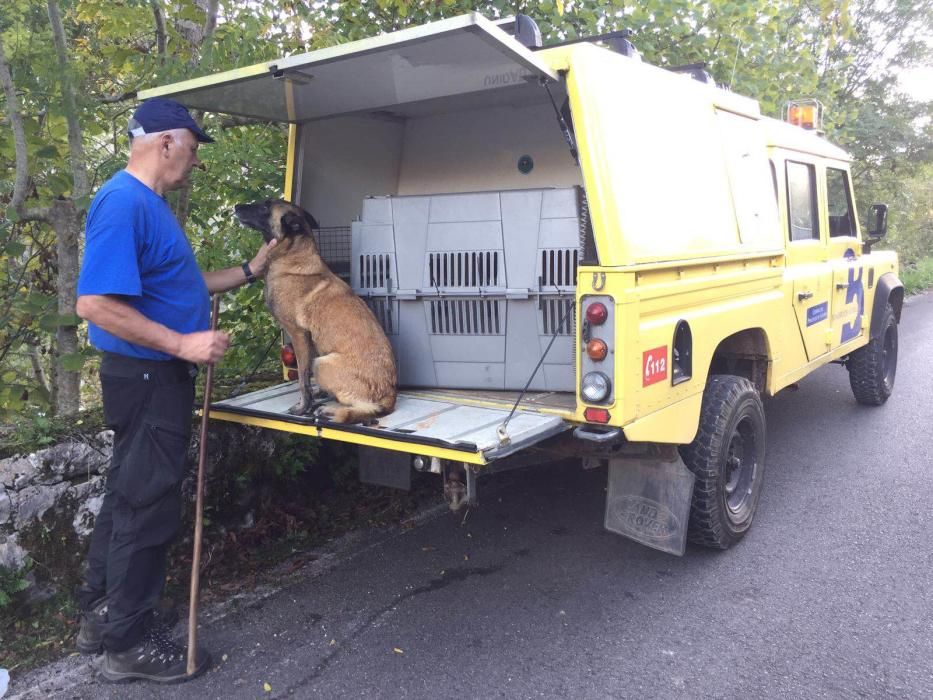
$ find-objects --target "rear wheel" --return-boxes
[680,375,766,549]
[847,303,897,406]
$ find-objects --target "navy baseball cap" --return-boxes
[128,98,214,143]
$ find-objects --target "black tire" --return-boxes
[847,303,898,406]
[680,375,766,549]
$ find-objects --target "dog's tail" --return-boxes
[321,399,386,425]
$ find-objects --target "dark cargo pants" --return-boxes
[76,352,196,652]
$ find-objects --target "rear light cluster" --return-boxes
[281,343,297,368]
[281,344,299,380]
[580,297,614,416]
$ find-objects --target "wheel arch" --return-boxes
[870,272,904,339]
[707,327,771,395]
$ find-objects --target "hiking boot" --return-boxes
[76,598,180,655]
[99,625,211,684]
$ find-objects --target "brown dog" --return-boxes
[235,199,397,424]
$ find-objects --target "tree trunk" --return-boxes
[50,201,81,415]
[46,0,88,416]
[172,0,218,228]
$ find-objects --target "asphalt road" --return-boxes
[13,292,933,699]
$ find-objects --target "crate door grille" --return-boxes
[428,251,501,288]
[430,299,502,335]
[314,226,352,282]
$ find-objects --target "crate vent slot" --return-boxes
[541,298,575,336]
[359,254,392,289]
[365,299,396,335]
[430,299,502,335]
[428,250,502,288]
[541,248,579,288]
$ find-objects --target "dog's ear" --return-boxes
[280,211,306,236]
[304,210,319,231]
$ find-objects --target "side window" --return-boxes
[786,161,819,242]
[827,167,856,237]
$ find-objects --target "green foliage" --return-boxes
[273,434,319,481]
[901,256,933,295]
[0,404,104,459]
[0,560,31,609]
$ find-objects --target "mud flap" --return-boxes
[604,453,695,556]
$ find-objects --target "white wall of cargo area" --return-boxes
[395,103,582,195]
[297,116,404,227]
[296,102,582,227]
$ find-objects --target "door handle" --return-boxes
[797,291,813,301]
[836,283,849,290]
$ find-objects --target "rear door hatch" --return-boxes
[210,384,573,465]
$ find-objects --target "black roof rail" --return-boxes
[536,29,639,59]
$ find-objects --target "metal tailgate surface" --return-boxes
[210,383,570,463]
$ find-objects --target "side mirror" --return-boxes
[868,203,888,240]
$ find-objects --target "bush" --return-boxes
[900,256,933,296]
[0,562,31,609]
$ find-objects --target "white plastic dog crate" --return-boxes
[351,187,583,391]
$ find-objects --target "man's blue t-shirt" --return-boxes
[77,170,210,360]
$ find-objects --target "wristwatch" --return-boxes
[241,262,256,284]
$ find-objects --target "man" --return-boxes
[73,97,276,683]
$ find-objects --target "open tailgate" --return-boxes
[137,13,558,123]
[210,383,572,465]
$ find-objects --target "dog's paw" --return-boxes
[287,402,310,416]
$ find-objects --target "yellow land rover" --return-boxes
[141,13,902,555]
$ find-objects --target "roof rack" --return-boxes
[537,29,640,59]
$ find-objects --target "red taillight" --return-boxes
[584,407,611,423]
[287,369,298,380]
[586,338,608,361]
[281,344,297,368]
[586,302,608,325]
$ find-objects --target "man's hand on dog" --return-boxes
[248,239,278,278]
[176,329,230,364]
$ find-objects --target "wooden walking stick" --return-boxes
[188,294,221,675]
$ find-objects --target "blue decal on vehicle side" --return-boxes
[841,260,864,343]
[806,302,828,326]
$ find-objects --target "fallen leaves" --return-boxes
[263,680,272,692]
[393,647,404,655]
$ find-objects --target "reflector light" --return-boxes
[586,302,608,325]
[586,338,608,361]
[281,344,297,368]
[584,407,611,423]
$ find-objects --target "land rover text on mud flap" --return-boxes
[140,13,902,555]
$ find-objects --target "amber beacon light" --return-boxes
[783,98,824,132]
